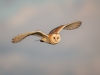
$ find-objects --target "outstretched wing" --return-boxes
[63,21,82,30]
[12,31,48,43]
[49,21,82,34]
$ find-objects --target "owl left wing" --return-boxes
[49,21,82,34]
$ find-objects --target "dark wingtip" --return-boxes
[12,39,15,43]
[12,38,18,43]
[77,21,82,24]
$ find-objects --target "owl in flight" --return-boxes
[12,21,82,45]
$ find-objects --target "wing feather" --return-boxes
[64,21,82,30]
[12,31,48,43]
[49,21,82,34]
[49,25,65,34]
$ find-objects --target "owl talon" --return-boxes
[40,40,44,42]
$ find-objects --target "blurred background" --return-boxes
[0,0,100,75]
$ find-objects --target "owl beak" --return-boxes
[55,39,58,42]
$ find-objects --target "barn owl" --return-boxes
[12,21,82,45]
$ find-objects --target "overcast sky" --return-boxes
[0,0,100,75]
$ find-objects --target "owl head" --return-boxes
[49,34,61,44]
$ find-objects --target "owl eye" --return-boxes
[57,37,59,39]
[53,37,55,39]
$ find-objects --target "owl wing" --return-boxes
[12,31,48,43]
[49,21,82,34]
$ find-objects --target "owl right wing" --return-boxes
[12,31,48,43]
[49,21,82,34]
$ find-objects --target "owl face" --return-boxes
[49,34,61,44]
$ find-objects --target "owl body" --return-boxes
[41,33,61,45]
[12,21,82,45]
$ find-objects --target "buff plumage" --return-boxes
[12,21,82,45]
